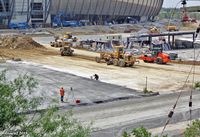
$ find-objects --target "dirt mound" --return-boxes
[0,36,45,49]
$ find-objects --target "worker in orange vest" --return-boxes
[60,87,65,102]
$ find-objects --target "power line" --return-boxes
[189,32,198,122]
[161,50,199,135]
[160,1,199,134]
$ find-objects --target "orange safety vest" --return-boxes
[60,88,64,96]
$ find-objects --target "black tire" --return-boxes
[144,60,148,63]
[95,57,101,63]
[106,59,113,65]
[61,52,64,56]
[113,59,119,66]
[119,60,125,67]
[129,63,134,67]
[156,58,163,64]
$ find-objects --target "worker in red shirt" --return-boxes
[60,87,65,102]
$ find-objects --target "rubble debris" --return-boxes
[0,36,45,50]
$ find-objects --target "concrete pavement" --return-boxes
[69,91,200,137]
[1,61,200,137]
[0,61,143,109]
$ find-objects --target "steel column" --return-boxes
[21,0,25,14]
[100,0,106,15]
[147,0,154,17]
[44,0,51,23]
[152,0,159,17]
[8,0,15,25]
[137,0,144,16]
[56,0,61,13]
[118,0,124,15]
[86,0,91,17]
[114,0,124,21]
[106,0,112,16]
[122,0,130,16]
[79,0,85,15]
[0,0,6,12]
[128,0,134,16]
[73,0,77,16]
[64,0,70,14]
[143,0,151,16]
[155,0,164,15]
[133,0,139,17]
[112,0,118,19]
[94,0,100,15]
[141,0,149,16]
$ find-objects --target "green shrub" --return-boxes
[184,120,200,137]
[195,82,200,90]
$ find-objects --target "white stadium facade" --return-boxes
[0,0,164,28]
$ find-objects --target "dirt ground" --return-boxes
[1,44,200,94]
[1,35,200,136]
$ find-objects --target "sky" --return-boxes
[163,0,200,8]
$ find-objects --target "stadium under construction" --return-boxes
[0,0,164,28]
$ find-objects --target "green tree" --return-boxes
[0,70,90,137]
[184,120,200,137]
[122,126,168,137]
[132,126,151,137]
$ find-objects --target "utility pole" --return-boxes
[146,76,148,90]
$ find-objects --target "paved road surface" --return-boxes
[0,61,142,109]
[69,91,200,137]
[1,61,200,137]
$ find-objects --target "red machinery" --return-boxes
[181,0,197,23]
[139,46,171,64]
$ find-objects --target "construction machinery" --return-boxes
[60,46,74,56]
[63,32,78,42]
[165,25,179,31]
[95,46,136,67]
[63,32,73,39]
[148,26,160,34]
[50,32,76,48]
[50,40,72,47]
[139,46,171,64]
[181,0,197,23]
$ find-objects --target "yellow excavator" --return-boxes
[95,46,136,67]
[149,26,160,34]
[165,25,179,31]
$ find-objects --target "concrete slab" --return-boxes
[0,62,143,109]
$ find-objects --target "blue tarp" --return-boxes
[53,12,80,27]
[62,21,79,27]
[9,22,29,29]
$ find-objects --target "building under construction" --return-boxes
[0,0,164,28]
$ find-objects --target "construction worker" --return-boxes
[60,87,65,102]
[196,24,200,38]
[94,74,99,81]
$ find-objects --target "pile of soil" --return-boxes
[0,36,45,50]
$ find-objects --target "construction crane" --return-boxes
[181,0,198,23]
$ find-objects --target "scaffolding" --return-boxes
[0,0,14,27]
[0,0,51,28]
